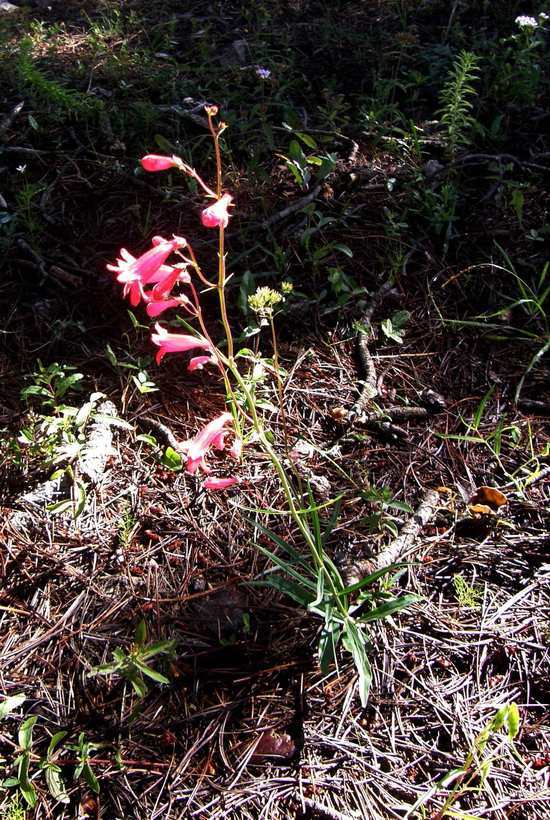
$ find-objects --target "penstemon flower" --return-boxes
[151,324,212,364]
[201,194,233,229]
[203,476,239,490]
[141,154,181,172]
[180,412,234,474]
[188,355,215,373]
[107,237,187,306]
[146,297,189,318]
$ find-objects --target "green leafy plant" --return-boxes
[88,620,176,698]
[407,703,521,818]
[278,130,337,190]
[438,50,480,156]
[0,794,26,820]
[2,717,38,809]
[361,485,413,538]
[21,361,83,410]
[252,490,419,706]
[381,310,411,345]
[38,732,70,805]
[453,573,483,610]
[437,386,548,495]
[440,249,549,400]
[105,344,159,395]
[68,733,100,795]
[17,37,102,120]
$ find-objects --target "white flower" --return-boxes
[515,15,538,28]
[539,12,549,21]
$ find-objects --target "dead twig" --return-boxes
[16,237,49,280]
[0,101,24,137]
[374,488,442,570]
[263,184,322,228]
[136,414,180,450]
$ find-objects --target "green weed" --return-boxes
[88,620,176,699]
[407,703,521,818]
[17,38,102,121]
[438,50,481,157]
[251,488,418,706]
[453,574,484,609]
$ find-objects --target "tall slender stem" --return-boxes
[269,313,289,452]
[217,225,234,360]
[228,365,346,614]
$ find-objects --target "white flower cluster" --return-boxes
[515,15,538,27]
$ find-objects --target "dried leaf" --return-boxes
[468,503,494,516]
[469,486,507,510]
[252,731,295,760]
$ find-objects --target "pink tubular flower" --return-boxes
[201,194,233,229]
[188,355,214,372]
[150,267,189,299]
[151,323,212,364]
[107,237,187,301]
[203,476,239,491]
[146,298,185,318]
[182,412,233,474]
[141,154,180,172]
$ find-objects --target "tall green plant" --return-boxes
[438,51,480,156]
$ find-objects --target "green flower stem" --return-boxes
[218,225,234,361]
[228,364,347,617]
[269,313,290,453]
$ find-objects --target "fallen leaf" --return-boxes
[469,486,507,510]
[330,406,348,421]
[251,731,295,760]
[468,503,494,516]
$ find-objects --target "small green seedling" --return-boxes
[88,620,176,698]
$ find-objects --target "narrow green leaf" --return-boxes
[245,517,315,576]
[295,131,318,149]
[0,693,26,719]
[47,498,75,515]
[319,615,342,674]
[342,620,372,706]
[255,544,317,591]
[45,765,70,803]
[73,480,87,519]
[506,703,520,740]
[128,674,148,698]
[18,716,38,751]
[134,619,147,645]
[83,762,100,794]
[47,730,68,759]
[355,594,420,623]
[139,639,177,661]
[18,752,37,807]
[257,574,314,606]
[133,660,170,685]
[339,564,407,597]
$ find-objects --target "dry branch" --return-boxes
[263,184,322,228]
[374,488,442,569]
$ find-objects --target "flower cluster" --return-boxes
[515,15,538,28]
[106,145,240,490]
